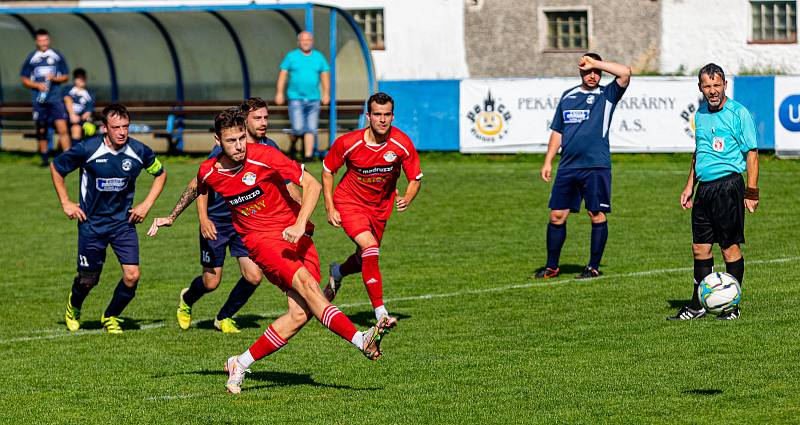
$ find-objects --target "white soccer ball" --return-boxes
[697,272,741,314]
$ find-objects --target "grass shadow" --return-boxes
[532,264,587,278]
[180,370,381,391]
[57,317,163,331]
[194,314,265,330]
[683,389,722,395]
[667,299,691,309]
[344,311,411,328]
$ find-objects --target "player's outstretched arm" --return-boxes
[50,163,86,222]
[129,170,167,224]
[283,170,322,243]
[579,56,632,88]
[396,180,421,212]
[541,131,562,182]
[147,177,198,237]
[321,170,341,227]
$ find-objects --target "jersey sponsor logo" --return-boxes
[356,165,394,175]
[383,151,397,162]
[357,175,387,184]
[465,90,511,143]
[225,187,264,207]
[242,171,257,186]
[95,177,128,192]
[712,137,725,152]
[563,110,590,123]
[121,158,133,171]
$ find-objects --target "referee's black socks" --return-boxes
[726,257,744,286]
[692,258,715,310]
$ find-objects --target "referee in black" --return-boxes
[669,63,759,321]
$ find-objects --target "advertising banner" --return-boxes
[774,76,800,158]
[459,77,735,153]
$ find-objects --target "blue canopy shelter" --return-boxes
[0,3,375,153]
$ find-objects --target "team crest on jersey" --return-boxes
[712,137,725,152]
[465,91,511,143]
[242,172,257,186]
[586,95,595,105]
[383,151,397,162]
[121,158,133,171]
[47,57,54,65]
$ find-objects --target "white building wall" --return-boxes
[79,0,469,81]
[309,0,469,80]
[661,0,800,75]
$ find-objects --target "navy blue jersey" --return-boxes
[20,49,69,104]
[206,137,281,223]
[550,79,626,170]
[53,136,164,234]
[63,85,95,115]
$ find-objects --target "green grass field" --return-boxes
[1,152,799,424]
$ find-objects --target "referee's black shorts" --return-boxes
[692,172,745,248]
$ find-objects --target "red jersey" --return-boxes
[323,127,422,220]
[197,144,311,237]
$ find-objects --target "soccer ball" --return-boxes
[82,121,97,137]
[697,272,741,314]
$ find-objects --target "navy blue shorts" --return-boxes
[199,220,249,268]
[77,226,139,272]
[33,101,68,127]
[549,168,612,213]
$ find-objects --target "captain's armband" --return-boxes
[146,158,163,175]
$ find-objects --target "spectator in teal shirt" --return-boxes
[275,31,330,162]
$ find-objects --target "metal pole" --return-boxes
[329,9,337,151]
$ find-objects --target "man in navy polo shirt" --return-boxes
[534,53,631,280]
[20,28,71,166]
[51,104,167,334]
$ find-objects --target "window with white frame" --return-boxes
[348,9,385,50]
[544,10,588,51]
[751,1,797,42]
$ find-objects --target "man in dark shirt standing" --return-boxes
[51,104,167,334]
[20,28,71,166]
[534,53,631,280]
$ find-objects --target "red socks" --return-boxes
[321,305,357,341]
[361,245,383,308]
[248,325,287,361]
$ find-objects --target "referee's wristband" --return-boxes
[744,187,759,201]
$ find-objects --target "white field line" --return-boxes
[3,255,798,346]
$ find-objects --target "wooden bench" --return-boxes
[0,100,365,154]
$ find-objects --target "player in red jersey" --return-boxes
[321,92,423,327]
[148,108,391,394]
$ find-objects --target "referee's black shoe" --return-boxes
[575,266,601,279]
[716,307,740,321]
[667,306,707,321]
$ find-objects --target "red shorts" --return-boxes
[243,233,321,291]
[339,207,388,243]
